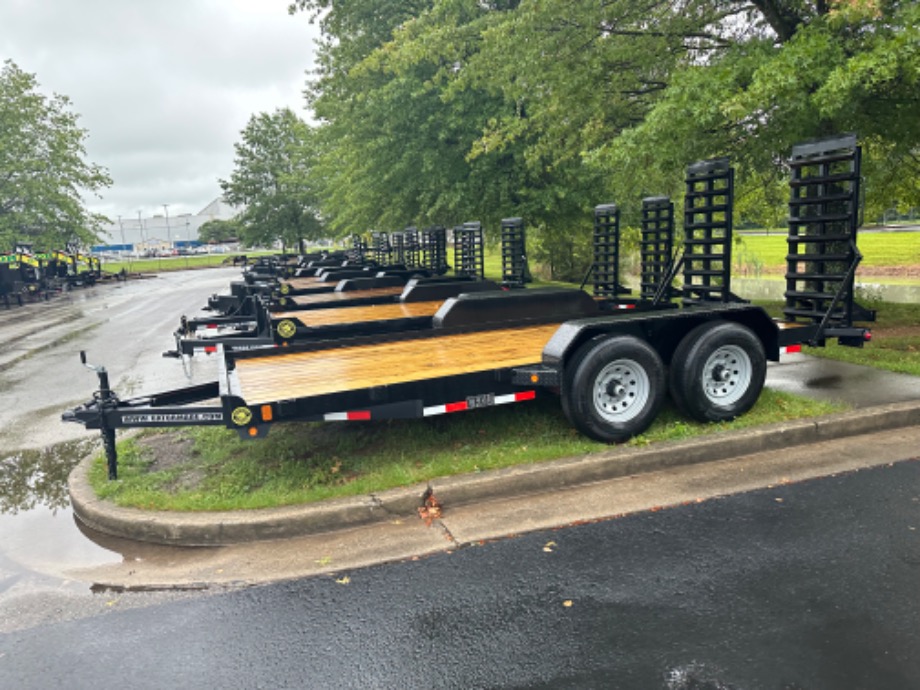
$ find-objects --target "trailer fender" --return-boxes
[542,305,779,373]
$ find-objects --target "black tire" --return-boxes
[669,320,767,423]
[563,335,666,443]
[559,334,606,423]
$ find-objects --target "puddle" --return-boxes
[0,439,120,578]
[0,439,97,515]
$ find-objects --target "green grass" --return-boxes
[90,389,843,512]
[753,298,920,376]
[808,338,920,376]
[736,233,920,271]
[102,252,276,274]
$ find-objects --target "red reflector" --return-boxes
[207,324,217,329]
[445,401,468,413]
[516,390,537,401]
[204,346,217,353]
[865,332,872,341]
[786,345,802,354]
[347,411,371,421]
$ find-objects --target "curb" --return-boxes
[68,399,920,546]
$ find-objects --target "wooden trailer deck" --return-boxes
[286,286,404,306]
[279,278,339,293]
[272,301,443,327]
[235,322,562,404]
[282,277,328,289]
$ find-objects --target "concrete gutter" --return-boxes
[68,399,920,547]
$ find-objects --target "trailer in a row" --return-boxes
[65,135,874,480]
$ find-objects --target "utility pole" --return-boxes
[117,214,132,272]
[138,210,147,255]
[163,204,172,249]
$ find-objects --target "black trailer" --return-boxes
[65,135,874,480]
[176,220,529,351]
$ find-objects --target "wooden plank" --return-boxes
[287,286,403,306]
[236,323,562,404]
[271,301,443,327]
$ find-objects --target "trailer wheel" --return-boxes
[564,335,666,443]
[669,321,766,423]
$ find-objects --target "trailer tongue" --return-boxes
[64,135,874,480]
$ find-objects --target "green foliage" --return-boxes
[598,1,920,221]
[197,218,241,244]
[285,0,918,248]
[0,60,111,251]
[219,108,324,249]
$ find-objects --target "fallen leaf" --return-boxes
[562,600,573,608]
[418,487,443,526]
[316,556,333,566]
[543,541,557,553]
[335,576,351,585]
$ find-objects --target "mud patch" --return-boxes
[135,431,205,492]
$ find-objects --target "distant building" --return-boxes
[94,198,242,253]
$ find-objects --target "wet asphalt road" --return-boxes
[3,459,920,689]
[2,268,920,688]
[0,267,234,449]
[0,269,237,627]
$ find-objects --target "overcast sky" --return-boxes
[1,0,319,220]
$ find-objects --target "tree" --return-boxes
[0,60,111,251]
[197,218,241,244]
[595,0,920,222]
[289,0,919,247]
[219,108,324,249]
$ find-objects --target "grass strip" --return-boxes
[89,389,843,512]
[737,232,920,269]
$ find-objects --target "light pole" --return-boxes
[137,210,149,259]
[163,204,172,250]
[117,214,129,270]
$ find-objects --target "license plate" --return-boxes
[466,393,495,409]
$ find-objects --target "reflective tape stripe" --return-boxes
[782,344,802,354]
[325,391,538,422]
[424,390,536,417]
[324,410,371,421]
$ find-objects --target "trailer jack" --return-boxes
[79,350,120,480]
